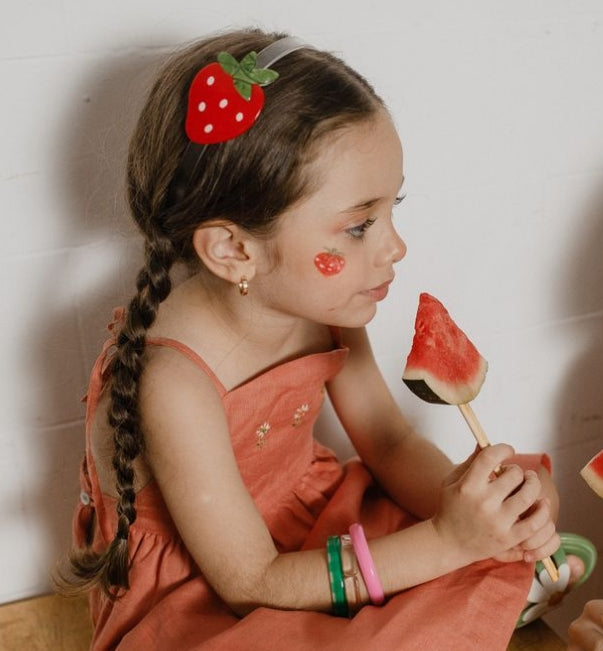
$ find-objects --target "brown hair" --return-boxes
[60,27,384,598]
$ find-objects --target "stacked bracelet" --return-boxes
[326,535,349,617]
[340,534,362,615]
[348,523,385,606]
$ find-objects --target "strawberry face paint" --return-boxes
[314,248,345,276]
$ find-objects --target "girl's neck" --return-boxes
[150,273,331,389]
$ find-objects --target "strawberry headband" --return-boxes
[185,35,307,144]
[174,36,309,189]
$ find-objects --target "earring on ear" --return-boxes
[238,276,249,296]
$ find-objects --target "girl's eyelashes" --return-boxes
[344,196,405,240]
[345,217,376,239]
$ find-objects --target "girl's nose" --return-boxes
[376,222,407,266]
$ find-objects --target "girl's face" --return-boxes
[255,110,406,328]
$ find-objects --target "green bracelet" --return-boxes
[326,535,349,617]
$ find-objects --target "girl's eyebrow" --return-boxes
[341,198,380,214]
[339,175,405,214]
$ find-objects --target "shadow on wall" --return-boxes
[25,47,168,588]
[545,181,603,634]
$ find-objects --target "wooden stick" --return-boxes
[458,403,491,449]
[540,557,560,584]
[457,403,559,583]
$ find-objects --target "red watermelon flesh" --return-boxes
[580,449,603,499]
[403,293,488,405]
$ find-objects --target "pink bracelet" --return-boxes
[348,523,385,606]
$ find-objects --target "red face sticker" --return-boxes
[314,248,345,276]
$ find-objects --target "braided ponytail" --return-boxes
[58,234,176,597]
[104,234,175,590]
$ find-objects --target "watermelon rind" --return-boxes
[580,449,603,499]
[402,293,488,406]
[403,379,449,404]
[403,359,488,406]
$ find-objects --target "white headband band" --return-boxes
[256,36,309,69]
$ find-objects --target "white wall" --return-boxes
[3,0,602,640]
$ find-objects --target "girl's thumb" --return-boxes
[444,444,482,486]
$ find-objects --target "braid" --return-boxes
[104,233,175,587]
[57,231,176,598]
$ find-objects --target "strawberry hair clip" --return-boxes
[171,36,308,199]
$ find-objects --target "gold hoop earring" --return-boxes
[238,276,249,296]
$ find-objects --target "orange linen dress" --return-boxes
[73,314,542,650]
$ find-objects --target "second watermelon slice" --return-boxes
[580,449,603,499]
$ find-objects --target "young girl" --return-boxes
[63,28,563,649]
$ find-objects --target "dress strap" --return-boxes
[86,308,227,400]
[82,307,125,435]
[146,336,228,397]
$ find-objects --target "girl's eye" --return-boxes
[346,217,376,239]
[393,194,407,206]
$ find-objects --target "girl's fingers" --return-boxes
[492,545,525,564]
[502,469,541,519]
[520,519,557,552]
[520,515,560,562]
[523,532,561,563]
[463,444,516,489]
[443,445,480,486]
[489,463,525,500]
[511,498,560,560]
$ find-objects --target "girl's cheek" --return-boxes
[313,248,345,277]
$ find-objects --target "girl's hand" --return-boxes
[492,496,558,564]
[568,600,603,651]
[432,444,552,565]
[494,460,560,564]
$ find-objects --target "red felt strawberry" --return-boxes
[185,51,279,144]
[314,248,346,276]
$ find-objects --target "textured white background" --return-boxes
[2,0,602,640]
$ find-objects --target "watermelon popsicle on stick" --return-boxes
[402,293,489,446]
[402,293,559,581]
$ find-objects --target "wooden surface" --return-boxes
[0,594,93,651]
[508,618,566,650]
[0,592,566,650]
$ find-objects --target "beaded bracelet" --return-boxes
[348,523,385,606]
[326,535,349,617]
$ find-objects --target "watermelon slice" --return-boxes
[403,293,488,405]
[580,449,603,499]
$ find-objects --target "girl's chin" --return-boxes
[324,304,378,329]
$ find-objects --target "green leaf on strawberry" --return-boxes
[240,51,257,74]
[217,51,240,75]
[252,69,280,84]
[216,50,279,101]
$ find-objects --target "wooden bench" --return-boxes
[0,593,565,650]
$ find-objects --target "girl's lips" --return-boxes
[363,279,392,302]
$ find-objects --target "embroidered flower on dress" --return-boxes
[255,422,271,448]
[292,403,310,427]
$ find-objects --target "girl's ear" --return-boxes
[192,221,258,283]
